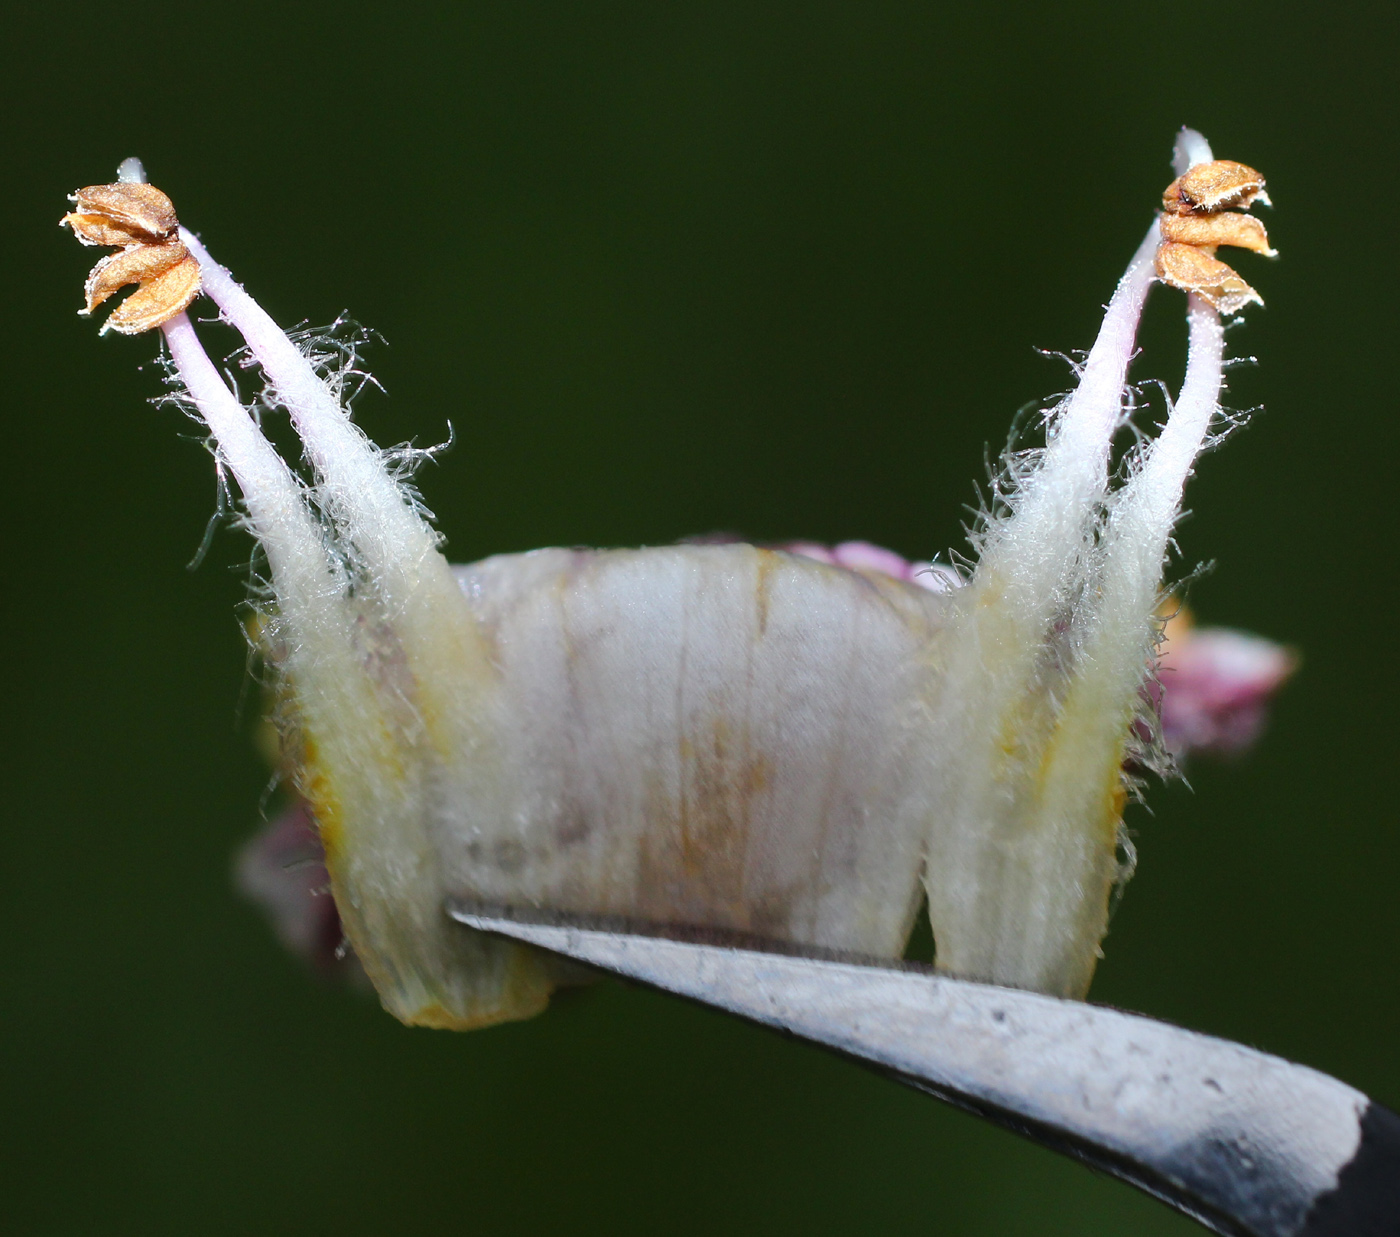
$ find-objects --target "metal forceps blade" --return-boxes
[451,909,1400,1237]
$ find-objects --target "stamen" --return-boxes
[924,130,1274,997]
[158,311,335,603]
[178,229,444,597]
[164,215,538,1030]
[925,223,1162,997]
[981,220,1160,589]
[1110,296,1225,565]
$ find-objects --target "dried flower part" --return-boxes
[67,182,178,240]
[101,254,201,335]
[1155,241,1263,314]
[84,239,190,311]
[1155,152,1274,314]
[61,212,159,249]
[1159,210,1276,257]
[1162,159,1269,215]
[62,180,201,333]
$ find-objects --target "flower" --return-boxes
[65,128,1280,1027]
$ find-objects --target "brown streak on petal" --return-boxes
[102,254,202,334]
[84,239,190,312]
[754,547,778,637]
[1159,211,1276,257]
[634,716,776,933]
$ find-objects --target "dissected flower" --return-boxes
[66,128,1282,1027]
[239,592,1294,989]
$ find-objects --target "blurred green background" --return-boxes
[5,2,1398,1233]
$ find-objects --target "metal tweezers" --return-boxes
[451,908,1400,1237]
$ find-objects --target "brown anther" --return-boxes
[1159,211,1276,257]
[61,212,160,249]
[1156,155,1274,314]
[84,239,190,312]
[66,183,178,241]
[1162,160,1269,215]
[62,179,200,334]
[102,255,202,335]
[1154,242,1263,315]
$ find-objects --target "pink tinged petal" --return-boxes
[782,541,838,565]
[830,540,914,579]
[1158,627,1297,756]
[780,540,963,592]
[234,800,349,975]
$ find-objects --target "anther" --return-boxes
[1162,160,1269,215]
[1154,243,1263,315]
[1154,157,1275,312]
[61,176,201,334]
[1158,211,1275,257]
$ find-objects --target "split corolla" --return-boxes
[64,129,1281,1029]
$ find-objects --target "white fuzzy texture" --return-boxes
[157,131,1236,1024]
[167,242,551,1027]
[923,221,1166,995]
[920,130,1226,995]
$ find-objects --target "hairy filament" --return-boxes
[161,313,335,602]
[178,230,443,590]
[978,223,1159,596]
[1112,299,1225,558]
[161,244,552,1028]
[924,224,1162,995]
[924,130,1244,996]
